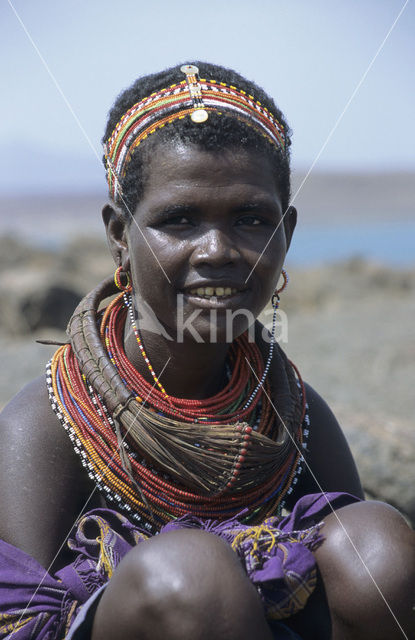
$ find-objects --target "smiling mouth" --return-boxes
[188,286,239,298]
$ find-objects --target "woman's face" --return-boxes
[115,142,295,343]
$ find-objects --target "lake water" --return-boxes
[287,220,415,266]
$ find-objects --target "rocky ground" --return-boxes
[0,233,414,524]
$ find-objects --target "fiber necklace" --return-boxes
[48,276,306,532]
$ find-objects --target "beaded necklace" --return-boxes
[48,277,306,533]
[106,293,266,425]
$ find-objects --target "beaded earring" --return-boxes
[114,265,132,292]
[242,269,289,411]
[272,268,289,307]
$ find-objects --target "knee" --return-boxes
[315,500,415,639]
[92,529,272,640]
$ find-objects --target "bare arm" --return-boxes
[286,382,364,508]
[253,320,363,503]
[0,375,95,570]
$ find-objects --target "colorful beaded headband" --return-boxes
[104,64,287,201]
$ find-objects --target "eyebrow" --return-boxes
[152,198,280,219]
[153,203,198,219]
[230,199,281,215]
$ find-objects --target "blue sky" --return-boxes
[0,0,414,193]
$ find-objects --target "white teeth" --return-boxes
[189,287,239,298]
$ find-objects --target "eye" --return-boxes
[163,215,193,226]
[236,215,265,226]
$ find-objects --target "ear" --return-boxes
[283,206,297,252]
[102,203,130,271]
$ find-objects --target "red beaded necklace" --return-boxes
[102,292,268,425]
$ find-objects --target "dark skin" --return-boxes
[106,142,293,397]
[1,143,414,639]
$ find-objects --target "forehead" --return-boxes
[137,142,281,210]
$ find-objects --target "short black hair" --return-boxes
[102,61,292,218]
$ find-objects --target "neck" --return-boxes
[123,318,230,400]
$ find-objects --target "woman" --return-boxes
[0,62,413,640]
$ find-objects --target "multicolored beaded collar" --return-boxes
[103,64,287,201]
[47,277,308,533]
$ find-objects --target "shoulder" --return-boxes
[303,381,343,435]
[294,380,364,500]
[0,374,79,474]
[0,375,95,568]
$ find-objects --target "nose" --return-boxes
[189,228,241,268]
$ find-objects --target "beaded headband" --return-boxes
[103,64,287,201]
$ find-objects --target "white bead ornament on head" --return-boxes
[191,109,209,123]
[181,64,209,123]
[180,64,199,74]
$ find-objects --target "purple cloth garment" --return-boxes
[0,492,360,639]
[162,492,358,620]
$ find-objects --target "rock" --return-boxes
[0,235,112,335]
[283,258,415,314]
[0,234,54,269]
[338,410,415,526]
[21,284,82,332]
[0,268,82,335]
